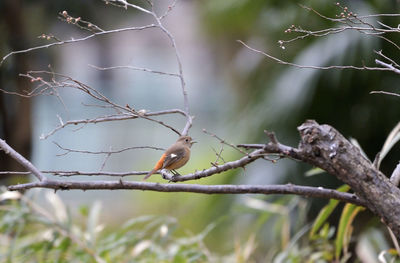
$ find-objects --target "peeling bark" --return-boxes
[297,120,400,238]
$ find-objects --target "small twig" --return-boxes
[53,141,164,156]
[203,129,248,155]
[370,91,400,97]
[375,59,400,75]
[211,146,226,166]
[89,64,180,78]
[264,130,279,144]
[374,50,400,68]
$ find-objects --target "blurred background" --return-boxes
[1,0,399,261]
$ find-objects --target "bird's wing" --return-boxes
[162,148,186,169]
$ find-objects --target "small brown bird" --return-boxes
[144,135,196,180]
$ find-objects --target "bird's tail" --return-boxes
[144,153,166,180]
[143,169,156,180]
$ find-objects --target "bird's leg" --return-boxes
[171,169,181,176]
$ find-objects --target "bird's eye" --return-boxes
[185,139,189,142]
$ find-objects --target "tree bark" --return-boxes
[297,120,400,238]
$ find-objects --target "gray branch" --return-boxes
[0,139,46,181]
[7,180,364,206]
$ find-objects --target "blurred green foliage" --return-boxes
[1,188,398,262]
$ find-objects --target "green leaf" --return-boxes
[335,203,364,261]
[376,121,400,169]
[309,185,350,239]
[305,167,325,177]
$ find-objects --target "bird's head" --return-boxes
[177,136,196,148]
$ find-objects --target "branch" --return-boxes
[0,25,156,66]
[162,149,266,182]
[0,139,46,181]
[375,59,400,75]
[89,64,181,78]
[0,170,148,177]
[7,180,364,206]
[295,121,400,238]
[40,109,186,139]
[53,141,164,156]
[238,40,399,73]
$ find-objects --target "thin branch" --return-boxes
[40,109,186,139]
[202,129,248,155]
[0,139,46,181]
[7,180,365,206]
[370,91,400,97]
[53,141,164,156]
[89,64,180,78]
[375,59,400,75]
[151,12,192,136]
[107,0,152,14]
[238,40,398,73]
[0,25,156,66]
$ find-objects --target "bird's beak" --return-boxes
[191,140,197,145]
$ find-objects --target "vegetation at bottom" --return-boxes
[0,187,398,263]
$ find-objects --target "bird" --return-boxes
[143,135,196,180]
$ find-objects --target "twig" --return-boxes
[203,129,248,155]
[151,12,192,136]
[89,64,180,78]
[375,59,400,75]
[0,25,156,66]
[53,141,164,156]
[238,40,398,73]
[370,91,400,97]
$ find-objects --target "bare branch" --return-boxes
[370,91,400,97]
[163,149,268,182]
[89,64,180,78]
[7,180,365,206]
[106,0,152,14]
[53,141,164,156]
[203,129,248,155]
[375,59,400,75]
[0,25,156,66]
[238,40,398,73]
[151,12,192,135]
[0,139,46,181]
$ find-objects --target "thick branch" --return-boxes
[295,121,400,238]
[7,180,364,206]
